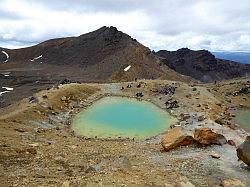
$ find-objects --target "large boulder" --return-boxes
[237,136,250,166]
[194,128,227,145]
[161,127,194,152]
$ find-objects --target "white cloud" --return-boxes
[0,0,250,51]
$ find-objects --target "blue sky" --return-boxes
[0,0,250,52]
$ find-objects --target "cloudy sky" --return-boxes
[0,0,250,52]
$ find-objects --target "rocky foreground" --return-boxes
[0,78,250,186]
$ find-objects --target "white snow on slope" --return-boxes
[34,55,42,60]
[1,72,11,77]
[1,51,9,63]
[30,54,43,62]
[2,87,14,91]
[0,91,10,96]
[0,86,14,96]
[124,65,131,72]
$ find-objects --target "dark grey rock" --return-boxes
[29,96,39,103]
[237,140,250,166]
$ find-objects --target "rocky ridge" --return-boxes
[156,48,250,82]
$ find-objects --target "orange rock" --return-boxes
[227,140,236,146]
[161,127,194,152]
[194,128,227,145]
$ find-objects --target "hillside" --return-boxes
[157,48,250,82]
[0,26,188,82]
[0,26,189,107]
[0,78,249,186]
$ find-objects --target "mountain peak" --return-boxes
[77,26,133,47]
[176,47,190,53]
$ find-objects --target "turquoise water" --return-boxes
[234,110,250,131]
[72,97,177,139]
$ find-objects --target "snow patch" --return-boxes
[1,51,9,63]
[1,72,11,77]
[124,65,131,72]
[0,91,10,96]
[34,55,42,60]
[30,54,43,62]
[0,86,13,96]
[2,87,14,91]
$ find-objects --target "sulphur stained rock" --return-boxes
[237,137,250,166]
[161,127,194,152]
[61,96,67,101]
[61,181,70,187]
[221,178,245,187]
[194,128,227,145]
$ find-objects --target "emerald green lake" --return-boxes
[234,110,250,131]
[72,97,177,139]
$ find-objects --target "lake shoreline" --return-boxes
[232,109,250,132]
[1,79,250,186]
[72,96,178,139]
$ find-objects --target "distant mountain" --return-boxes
[212,52,250,64]
[156,48,250,82]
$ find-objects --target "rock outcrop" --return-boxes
[161,127,228,152]
[194,128,227,145]
[161,127,194,152]
[156,48,250,82]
